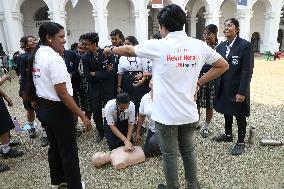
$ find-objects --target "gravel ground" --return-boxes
[0,59,283,189]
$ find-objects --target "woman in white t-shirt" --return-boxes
[135,80,161,157]
[117,36,152,113]
[23,22,91,189]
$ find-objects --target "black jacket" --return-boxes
[19,53,29,97]
[81,49,116,98]
[215,37,254,117]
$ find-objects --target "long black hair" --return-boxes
[225,18,240,37]
[205,24,218,47]
[23,22,64,102]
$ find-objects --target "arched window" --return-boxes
[34,6,49,21]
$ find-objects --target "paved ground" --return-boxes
[0,58,283,189]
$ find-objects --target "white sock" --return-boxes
[28,122,34,129]
[42,130,47,138]
[1,143,11,154]
[204,122,210,130]
[51,185,59,189]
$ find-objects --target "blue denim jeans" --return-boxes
[156,122,198,189]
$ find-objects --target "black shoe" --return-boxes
[0,163,10,173]
[231,143,245,156]
[157,184,167,189]
[28,128,36,139]
[41,137,49,147]
[9,140,21,147]
[2,148,24,159]
[96,132,104,143]
[212,133,233,142]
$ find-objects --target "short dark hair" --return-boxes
[80,32,99,46]
[70,42,78,51]
[125,36,139,46]
[110,29,124,40]
[116,92,130,104]
[157,4,186,32]
[225,18,240,36]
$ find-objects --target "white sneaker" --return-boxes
[82,181,86,189]
[51,185,59,189]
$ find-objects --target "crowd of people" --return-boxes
[0,4,254,189]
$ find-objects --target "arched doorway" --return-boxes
[20,0,49,38]
[279,7,284,51]
[251,32,260,52]
[65,0,94,48]
[219,0,237,38]
[277,29,283,51]
[196,7,206,40]
[250,0,266,51]
[107,0,135,39]
[147,0,172,39]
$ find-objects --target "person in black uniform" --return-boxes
[213,18,254,156]
[196,24,218,138]
[104,92,135,151]
[0,74,24,172]
[19,36,49,147]
[109,29,125,97]
[81,32,116,143]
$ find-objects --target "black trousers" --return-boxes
[224,115,247,143]
[90,95,113,134]
[105,120,128,151]
[144,130,161,157]
[36,98,82,189]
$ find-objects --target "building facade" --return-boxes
[1,0,284,55]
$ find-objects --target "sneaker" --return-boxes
[231,143,245,156]
[41,137,49,147]
[157,184,167,189]
[0,163,10,173]
[28,128,36,139]
[96,132,104,143]
[2,148,24,159]
[9,140,21,147]
[212,133,233,142]
[200,127,210,138]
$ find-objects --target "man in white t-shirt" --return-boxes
[104,92,136,151]
[104,4,229,189]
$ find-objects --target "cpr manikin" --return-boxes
[91,146,145,169]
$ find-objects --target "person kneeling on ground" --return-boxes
[104,92,135,151]
[135,80,161,157]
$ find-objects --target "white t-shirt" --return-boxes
[139,92,156,133]
[118,56,152,74]
[33,46,73,101]
[134,31,221,125]
[105,99,136,126]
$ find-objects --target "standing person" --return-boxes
[109,29,125,96]
[1,53,9,72]
[0,74,24,172]
[135,80,161,157]
[75,41,92,120]
[81,32,116,143]
[104,92,135,151]
[212,18,254,156]
[13,51,21,76]
[104,4,229,189]
[24,22,91,189]
[117,36,151,114]
[19,36,47,144]
[105,4,228,189]
[196,24,219,138]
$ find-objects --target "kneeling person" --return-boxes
[105,92,135,151]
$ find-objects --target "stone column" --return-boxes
[235,9,252,41]
[94,8,108,45]
[190,17,198,38]
[0,1,21,55]
[261,12,279,52]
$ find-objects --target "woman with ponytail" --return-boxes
[24,22,91,189]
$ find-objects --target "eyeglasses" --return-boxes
[221,24,235,29]
[203,33,213,37]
